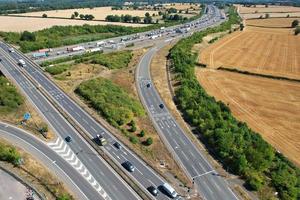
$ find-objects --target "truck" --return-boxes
[86,47,102,53]
[33,52,48,58]
[18,59,26,67]
[38,48,52,53]
[96,41,106,47]
[67,46,85,52]
[97,134,107,146]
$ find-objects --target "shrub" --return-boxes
[0,142,21,165]
[139,130,145,137]
[42,13,47,18]
[145,137,153,146]
[291,20,299,28]
[295,26,300,35]
[129,136,138,144]
[45,64,71,75]
[20,31,36,41]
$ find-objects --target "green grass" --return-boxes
[45,64,71,75]
[43,50,133,70]
[75,77,144,127]
[0,76,24,113]
[89,50,132,69]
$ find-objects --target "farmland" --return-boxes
[236,4,300,19]
[197,17,300,167]
[0,16,147,32]
[11,6,158,21]
[200,21,300,80]
[196,69,300,166]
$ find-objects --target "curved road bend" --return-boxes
[0,121,97,200]
[0,49,141,200]
[136,23,239,200]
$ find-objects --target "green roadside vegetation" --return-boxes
[0,76,24,113]
[45,64,71,75]
[75,77,144,127]
[169,6,300,200]
[43,50,132,76]
[0,141,21,165]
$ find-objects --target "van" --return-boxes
[162,183,177,198]
[18,59,26,67]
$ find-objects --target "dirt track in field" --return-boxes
[246,17,300,27]
[196,69,300,166]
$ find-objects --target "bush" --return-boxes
[20,31,36,41]
[45,64,71,75]
[129,136,139,144]
[295,26,300,35]
[57,194,72,200]
[291,20,299,28]
[139,130,145,137]
[0,76,24,113]
[145,137,153,146]
[42,13,47,18]
[0,142,21,165]
[90,50,133,69]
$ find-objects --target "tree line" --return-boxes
[106,12,153,24]
[169,6,300,200]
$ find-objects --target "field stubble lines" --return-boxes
[199,72,300,163]
[209,31,244,68]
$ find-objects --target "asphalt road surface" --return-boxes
[0,121,98,200]
[0,47,141,200]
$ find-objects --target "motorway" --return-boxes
[0,121,99,200]
[0,5,239,200]
[0,47,141,200]
[136,46,238,200]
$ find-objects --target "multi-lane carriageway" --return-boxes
[0,5,238,200]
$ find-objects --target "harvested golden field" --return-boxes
[13,6,158,20]
[196,69,300,166]
[236,4,300,14]
[164,3,200,10]
[200,25,300,79]
[0,16,147,32]
[246,17,300,27]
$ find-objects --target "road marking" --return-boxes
[136,168,144,176]
[192,170,215,180]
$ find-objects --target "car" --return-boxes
[147,186,158,196]
[113,142,122,149]
[146,83,151,88]
[0,58,2,62]
[159,104,164,109]
[65,136,72,142]
[122,161,135,172]
[8,48,15,53]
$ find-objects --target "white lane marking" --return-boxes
[192,170,215,179]
[112,151,120,160]
[136,168,144,176]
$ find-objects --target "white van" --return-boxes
[162,183,177,198]
[18,59,26,67]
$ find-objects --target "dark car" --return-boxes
[114,142,122,149]
[122,161,135,172]
[0,58,2,62]
[65,136,72,142]
[146,83,151,88]
[159,104,164,109]
[147,186,158,196]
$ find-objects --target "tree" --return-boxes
[20,31,36,41]
[295,26,300,35]
[265,13,270,18]
[143,16,152,24]
[123,14,133,23]
[79,14,85,19]
[130,136,138,144]
[158,11,163,16]
[71,14,75,19]
[240,23,245,31]
[74,11,79,17]
[42,13,47,18]
[132,16,141,23]
[145,12,150,17]
[145,137,153,146]
[291,19,299,28]
[139,130,145,137]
